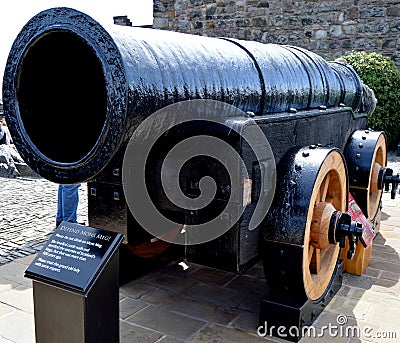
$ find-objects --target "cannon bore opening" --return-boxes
[17,30,107,163]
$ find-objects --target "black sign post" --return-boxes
[25,222,124,343]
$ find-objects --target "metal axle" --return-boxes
[329,211,364,260]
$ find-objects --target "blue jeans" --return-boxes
[56,184,80,223]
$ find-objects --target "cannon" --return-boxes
[3,7,396,341]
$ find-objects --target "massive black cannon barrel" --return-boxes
[3,7,364,183]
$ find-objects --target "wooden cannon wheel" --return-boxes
[303,150,346,300]
[263,147,347,302]
[344,130,387,220]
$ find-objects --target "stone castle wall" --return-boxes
[153,0,400,66]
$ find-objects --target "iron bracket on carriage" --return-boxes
[2,7,395,342]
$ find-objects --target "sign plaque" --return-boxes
[25,222,124,293]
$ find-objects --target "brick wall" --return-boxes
[153,0,400,66]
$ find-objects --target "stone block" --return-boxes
[142,288,239,325]
[126,305,205,340]
[119,281,157,299]
[119,297,147,320]
[189,266,236,286]
[153,17,169,28]
[187,283,248,307]
[192,323,276,342]
[120,321,163,343]
[139,271,197,293]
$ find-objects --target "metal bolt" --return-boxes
[246,111,255,118]
[356,153,361,159]
[113,191,120,201]
[362,136,367,140]
[365,130,370,134]
[355,166,359,171]
[295,164,302,171]
[302,151,310,157]
[90,188,97,196]
[319,105,327,110]
[288,107,298,114]
[113,168,120,176]
[309,144,317,149]
[359,143,363,148]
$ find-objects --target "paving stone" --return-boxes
[0,262,32,287]
[380,270,399,281]
[367,304,400,333]
[187,283,248,308]
[157,261,201,279]
[368,259,400,274]
[244,263,265,279]
[313,311,381,342]
[363,267,381,278]
[14,254,36,266]
[126,305,205,340]
[157,336,186,343]
[351,288,400,309]
[139,272,198,293]
[119,281,157,300]
[189,266,237,286]
[335,285,353,297]
[0,277,21,293]
[0,285,34,314]
[0,311,35,343]
[0,303,13,319]
[191,323,276,343]
[342,274,376,290]
[142,288,239,325]
[298,334,348,342]
[324,296,372,321]
[225,275,268,296]
[119,297,148,320]
[370,277,400,296]
[230,310,259,333]
[237,293,261,313]
[120,320,163,343]
[371,251,400,264]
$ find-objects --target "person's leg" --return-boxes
[56,184,64,226]
[62,184,80,223]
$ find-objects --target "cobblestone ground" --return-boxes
[0,178,88,265]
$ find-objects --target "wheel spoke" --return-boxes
[320,173,330,202]
[310,248,321,274]
[308,244,314,264]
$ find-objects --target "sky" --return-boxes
[0,0,153,97]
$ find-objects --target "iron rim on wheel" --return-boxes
[303,149,346,300]
[344,130,387,220]
[263,146,348,301]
